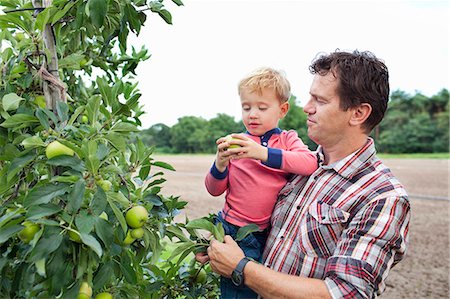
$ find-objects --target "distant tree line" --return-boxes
[138,89,449,154]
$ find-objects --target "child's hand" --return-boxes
[214,135,240,171]
[226,134,268,162]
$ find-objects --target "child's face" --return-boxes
[240,87,289,136]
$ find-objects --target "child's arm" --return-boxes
[266,130,317,175]
[225,131,317,176]
[204,135,235,196]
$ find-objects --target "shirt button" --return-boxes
[296,206,301,210]
[262,142,267,146]
[280,235,284,239]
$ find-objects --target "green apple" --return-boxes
[81,115,89,124]
[69,230,82,243]
[123,231,136,245]
[99,212,108,221]
[225,135,242,149]
[97,179,112,192]
[79,281,92,298]
[190,267,207,284]
[77,294,90,299]
[125,206,148,228]
[45,141,75,159]
[130,227,144,239]
[18,222,40,243]
[95,292,113,299]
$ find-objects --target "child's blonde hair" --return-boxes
[238,67,291,103]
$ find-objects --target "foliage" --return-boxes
[0,0,220,298]
[140,90,449,154]
[377,89,449,153]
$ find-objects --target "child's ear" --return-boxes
[349,103,372,127]
[280,102,290,118]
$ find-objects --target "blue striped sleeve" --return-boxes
[210,162,228,179]
[263,148,282,169]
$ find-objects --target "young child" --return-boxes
[205,67,318,298]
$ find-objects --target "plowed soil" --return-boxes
[155,155,449,298]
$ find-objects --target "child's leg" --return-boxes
[214,213,264,299]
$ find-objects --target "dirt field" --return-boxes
[155,155,449,298]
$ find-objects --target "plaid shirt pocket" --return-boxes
[299,201,350,257]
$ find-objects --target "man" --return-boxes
[197,50,411,299]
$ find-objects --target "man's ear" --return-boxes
[280,102,290,118]
[349,103,372,127]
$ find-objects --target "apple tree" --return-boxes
[0,0,219,298]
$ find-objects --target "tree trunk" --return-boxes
[32,0,66,113]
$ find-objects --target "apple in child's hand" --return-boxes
[225,135,242,149]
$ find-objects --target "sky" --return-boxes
[129,0,450,129]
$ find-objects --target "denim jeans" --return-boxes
[215,212,268,299]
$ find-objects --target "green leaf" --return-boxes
[87,0,107,27]
[166,225,190,242]
[83,140,100,174]
[34,7,52,31]
[30,231,63,262]
[152,161,175,171]
[110,122,139,132]
[138,158,151,180]
[35,258,46,277]
[185,218,215,233]
[2,93,23,111]
[94,217,113,247]
[7,152,35,182]
[24,183,69,207]
[93,261,113,288]
[212,222,225,242]
[235,224,261,242]
[171,0,184,6]
[0,114,39,129]
[66,180,85,214]
[0,224,22,244]
[106,191,130,208]
[80,233,103,257]
[167,240,196,262]
[119,258,137,283]
[75,212,96,234]
[107,198,127,234]
[56,101,69,123]
[104,132,127,151]
[90,187,107,215]
[21,136,45,149]
[157,9,172,24]
[51,0,76,25]
[26,204,61,220]
[46,155,85,173]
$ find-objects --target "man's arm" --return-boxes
[206,236,332,299]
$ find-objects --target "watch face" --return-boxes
[231,270,243,287]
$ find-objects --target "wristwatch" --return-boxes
[231,257,252,287]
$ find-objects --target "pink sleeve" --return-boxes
[205,170,229,196]
[281,130,318,176]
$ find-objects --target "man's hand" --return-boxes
[206,235,245,277]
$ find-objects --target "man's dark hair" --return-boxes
[309,50,390,133]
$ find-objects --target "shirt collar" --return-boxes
[246,127,282,138]
[317,138,377,179]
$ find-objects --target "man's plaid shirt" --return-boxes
[262,138,410,299]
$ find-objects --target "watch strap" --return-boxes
[232,257,252,287]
